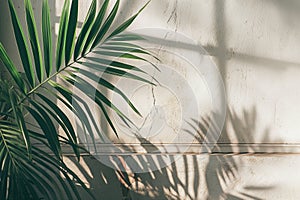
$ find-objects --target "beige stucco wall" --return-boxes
[1,0,300,199]
[64,1,300,199]
[130,0,300,145]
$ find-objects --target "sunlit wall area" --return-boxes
[130,0,300,144]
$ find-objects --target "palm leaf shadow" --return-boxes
[66,106,279,200]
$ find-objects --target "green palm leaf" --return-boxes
[42,0,53,77]
[0,119,87,200]
[90,0,120,49]
[25,0,43,82]
[8,89,31,157]
[65,0,78,65]
[8,0,35,87]
[74,0,96,60]
[0,0,154,199]
[56,0,70,70]
[107,1,150,39]
[0,44,25,92]
[81,0,109,56]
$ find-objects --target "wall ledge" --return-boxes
[34,143,300,155]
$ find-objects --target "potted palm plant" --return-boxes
[0,0,154,199]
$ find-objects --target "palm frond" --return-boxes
[90,0,120,49]
[81,0,109,56]
[0,0,154,199]
[0,44,25,92]
[42,0,52,77]
[56,0,70,70]
[65,0,78,65]
[25,0,43,82]
[74,0,96,60]
[8,0,35,87]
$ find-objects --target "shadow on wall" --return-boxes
[59,1,292,198]
[151,0,300,72]
[67,106,280,200]
[266,0,300,27]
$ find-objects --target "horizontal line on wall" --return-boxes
[34,143,300,156]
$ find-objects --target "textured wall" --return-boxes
[130,0,300,145]
[75,1,300,199]
[1,0,300,199]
